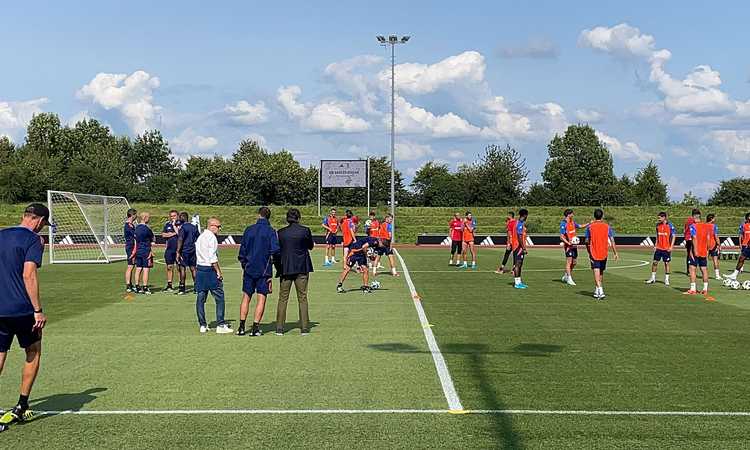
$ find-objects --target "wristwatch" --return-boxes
[34,308,43,313]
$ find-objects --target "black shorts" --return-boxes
[708,246,719,258]
[135,254,153,268]
[590,259,607,272]
[377,240,393,256]
[451,239,462,255]
[126,245,135,265]
[0,315,42,352]
[326,234,339,246]
[347,254,367,269]
[179,251,197,268]
[564,246,578,259]
[688,255,707,267]
[164,248,177,265]
[742,246,750,259]
[653,249,672,262]
[512,248,525,265]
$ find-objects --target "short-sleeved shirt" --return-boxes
[196,229,219,266]
[163,220,181,251]
[559,219,580,242]
[586,222,614,261]
[367,219,380,237]
[684,217,696,241]
[351,236,378,251]
[379,222,393,240]
[655,222,676,251]
[463,218,476,242]
[506,219,516,235]
[739,222,750,247]
[341,218,356,245]
[707,224,719,248]
[511,220,526,250]
[690,222,712,258]
[124,222,136,249]
[178,223,199,254]
[323,216,339,234]
[450,219,463,241]
[135,224,154,256]
[0,227,44,317]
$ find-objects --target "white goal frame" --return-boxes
[47,190,133,264]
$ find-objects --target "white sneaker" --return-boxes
[645,278,656,284]
[216,324,233,334]
[561,274,568,282]
[726,272,738,280]
[566,278,577,286]
[199,325,208,334]
[715,274,723,281]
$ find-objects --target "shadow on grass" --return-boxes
[26,387,107,420]
[369,342,563,448]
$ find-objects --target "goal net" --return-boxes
[47,190,132,264]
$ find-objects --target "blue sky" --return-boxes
[2,0,749,199]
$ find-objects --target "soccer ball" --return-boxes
[370,280,381,290]
[366,247,377,259]
[365,219,373,228]
[742,280,750,290]
[570,236,580,245]
[731,280,741,290]
[723,278,734,287]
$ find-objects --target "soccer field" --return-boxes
[1,246,749,448]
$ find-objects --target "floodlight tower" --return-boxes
[376,34,409,242]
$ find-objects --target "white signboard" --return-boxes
[320,160,367,188]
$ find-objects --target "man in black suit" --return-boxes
[274,208,314,335]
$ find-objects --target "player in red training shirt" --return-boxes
[448,213,464,266]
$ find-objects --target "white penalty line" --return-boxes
[33,408,750,416]
[394,249,464,413]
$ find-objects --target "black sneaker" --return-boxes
[142,287,152,296]
[177,287,187,296]
[126,284,133,293]
[300,329,310,336]
[274,329,284,336]
[249,326,262,337]
[360,285,373,293]
[165,284,174,292]
[134,286,142,294]
[236,327,246,336]
[336,284,345,293]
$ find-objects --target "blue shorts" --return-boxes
[135,254,153,268]
[179,251,197,268]
[742,246,750,259]
[347,254,367,269]
[164,248,177,265]
[126,245,135,266]
[243,275,270,296]
[653,249,672,262]
[688,255,707,267]
[326,234,339,246]
[377,241,393,256]
[709,246,719,258]
[0,315,41,352]
[564,246,578,259]
[513,248,525,265]
[590,259,607,272]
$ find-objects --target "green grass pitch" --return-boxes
[1,246,749,448]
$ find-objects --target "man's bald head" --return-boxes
[140,212,150,224]
[207,217,222,235]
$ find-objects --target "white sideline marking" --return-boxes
[394,249,464,412]
[35,408,750,416]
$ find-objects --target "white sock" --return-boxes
[563,273,568,280]
[514,277,521,285]
[703,282,709,292]
[650,272,656,281]
[665,274,670,283]
[715,270,721,278]
[391,268,397,275]
[690,282,696,291]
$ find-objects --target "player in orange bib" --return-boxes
[373,214,399,277]
[706,213,722,280]
[645,212,676,286]
[584,208,619,300]
[459,212,477,269]
[340,210,357,262]
[322,208,339,266]
[725,212,750,281]
[685,209,714,295]
[559,208,590,286]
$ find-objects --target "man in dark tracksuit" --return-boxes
[237,207,280,337]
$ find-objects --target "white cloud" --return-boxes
[394,95,481,137]
[580,23,748,124]
[171,128,218,154]
[671,147,689,157]
[575,109,603,123]
[665,175,718,201]
[709,130,750,162]
[0,98,48,140]
[381,51,486,95]
[497,38,559,59]
[324,55,382,115]
[277,85,370,132]
[447,150,465,159]
[395,141,433,161]
[224,100,269,125]
[242,133,267,147]
[479,96,532,138]
[596,131,660,162]
[77,70,161,134]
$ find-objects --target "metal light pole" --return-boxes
[377,34,409,242]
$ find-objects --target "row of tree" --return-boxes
[0,113,745,206]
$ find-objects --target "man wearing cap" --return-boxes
[0,204,49,428]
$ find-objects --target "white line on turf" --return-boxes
[394,249,464,413]
[34,409,750,416]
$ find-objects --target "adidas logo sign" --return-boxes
[721,237,735,247]
[525,236,534,246]
[640,237,654,246]
[61,235,73,245]
[441,237,451,246]
[105,235,115,245]
[221,235,236,245]
[480,236,495,246]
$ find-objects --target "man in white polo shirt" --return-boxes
[195,217,232,334]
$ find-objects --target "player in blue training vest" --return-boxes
[0,204,49,429]
[176,211,199,295]
[123,207,138,292]
[161,209,181,292]
[236,207,280,337]
[133,212,155,294]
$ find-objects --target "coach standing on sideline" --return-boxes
[274,208,314,336]
[0,204,48,429]
[195,218,232,335]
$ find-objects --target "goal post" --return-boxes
[47,190,133,264]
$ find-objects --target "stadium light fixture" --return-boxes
[376,33,410,242]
